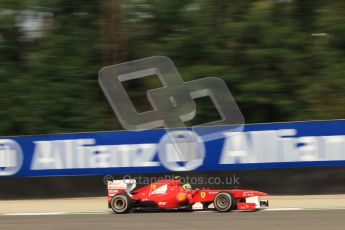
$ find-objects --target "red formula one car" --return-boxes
[107,178,269,213]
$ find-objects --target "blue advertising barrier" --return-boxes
[0,119,345,177]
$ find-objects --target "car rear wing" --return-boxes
[107,179,137,197]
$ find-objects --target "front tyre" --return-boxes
[110,194,132,214]
[213,192,235,212]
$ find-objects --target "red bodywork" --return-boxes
[108,179,268,211]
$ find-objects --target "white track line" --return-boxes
[2,207,345,216]
[4,212,68,216]
[263,208,304,211]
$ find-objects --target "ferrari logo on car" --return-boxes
[201,192,206,198]
[152,184,157,190]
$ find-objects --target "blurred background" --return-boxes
[0,0,344,136]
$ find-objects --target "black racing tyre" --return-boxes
[213,192,236,212]
[110,194,132,214]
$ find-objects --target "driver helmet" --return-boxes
[182,183,192,190]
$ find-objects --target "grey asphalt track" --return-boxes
[1,210,345,230]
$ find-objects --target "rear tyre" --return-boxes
[110,194,132,214]
[213,192,235,212]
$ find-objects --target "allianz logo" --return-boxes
[220,129,345,164]
[30,129,345,171]
[1,129,345,175]
[0,139,23,176]
[30,131,204,172]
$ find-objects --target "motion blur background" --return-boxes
[0,0,344,137]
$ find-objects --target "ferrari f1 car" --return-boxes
[107,178,269,213]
